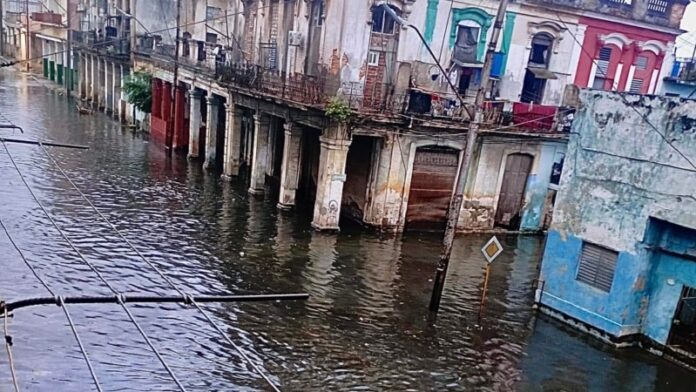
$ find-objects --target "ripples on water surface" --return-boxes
[0,71,695,391]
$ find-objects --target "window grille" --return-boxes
[629,78,644,93]
[647,0,668,13]
[635,55,649,70]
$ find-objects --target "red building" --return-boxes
[574,17,676,95]
[150,78,189,151]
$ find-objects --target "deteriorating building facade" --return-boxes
[60,0,688,232]
[536,89,696,364]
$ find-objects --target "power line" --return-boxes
[39,143,283,391]
[0,216,104,391]
[3,305,19,392]
[555,12,696,171]
[0,140,187,392]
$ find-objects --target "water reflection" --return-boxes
[0,69,695,391]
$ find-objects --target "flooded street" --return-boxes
[0,69,694,391]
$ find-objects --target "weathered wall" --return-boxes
[460,139,565,231]
[360,130,565,232]
[539,90,696,342]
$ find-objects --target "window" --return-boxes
[529,33,553,68]
[453,24,480,63]
[635,55,649,70]
[206,6,223,20]
[629,78,644,93]
[372,4,397,34]
[311,1,324,27]
[367,51,380,66]
[206,33,218,45]
[576,242,618,292]
[592,46,613,91]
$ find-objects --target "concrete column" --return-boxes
[173,85,187,150]
[222,101,242,178]
[248,113,270,195]
[112,62,119,117]
[203,96,219,170]
[277,122,302,209]
[188,89,203,159]
[311,123,352,231]
[119,65,126,121]
[77,54,84,98]
[90,55,97,103]
[103,59,109,111]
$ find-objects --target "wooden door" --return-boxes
[405,147,459,231]
[495,153,533,229]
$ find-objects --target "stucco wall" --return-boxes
[539,89,696,343]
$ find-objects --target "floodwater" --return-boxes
[0,69,694,392]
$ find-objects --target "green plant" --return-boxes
[123,71,153,113]
[325,98,351,122]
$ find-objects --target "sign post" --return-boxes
[478,236,503,320]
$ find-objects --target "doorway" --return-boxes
[495,153,533,229]
[669,286,696,353]
[405,146,459,231]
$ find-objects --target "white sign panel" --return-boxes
[481,236,503,263]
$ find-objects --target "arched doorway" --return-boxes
[405,146,460,231]
[495,153,533,229]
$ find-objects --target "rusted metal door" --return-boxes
[405,147,459,231]
[495,153,533,229]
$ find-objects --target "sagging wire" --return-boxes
[39,143,283,392]
[0,217,104,392]
[4,306,19,392]
[0,141,187,392]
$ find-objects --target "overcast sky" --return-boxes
[678,3,696,58]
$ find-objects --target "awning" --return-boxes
[528,67,558,80]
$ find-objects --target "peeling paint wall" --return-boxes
[539,90,696,345]
[360,131,565,232]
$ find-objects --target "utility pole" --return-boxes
[429,0,510,313]
[65,0,71,94]
[25,0,30,72]
[1,0,5,57]
[166,0,181,152]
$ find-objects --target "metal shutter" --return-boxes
[596,47,612,77]
[576,242,618,292]
[629,79,644,94]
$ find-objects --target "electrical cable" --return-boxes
[0,217,104,391]
[0,140,187,392]
[38,143,283,391]
[3,307,19,392]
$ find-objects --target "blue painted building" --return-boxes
[536,90,696,359]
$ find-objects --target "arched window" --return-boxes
[453,20,480,64]
[529,33,553,68]
[372,4,399,34]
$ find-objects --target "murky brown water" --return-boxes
[0,69,695,391]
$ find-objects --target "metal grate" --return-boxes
[647,0,668,13]
[576,242,618,292]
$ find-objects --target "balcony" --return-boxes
[31,11,62,26]
[72,30,130,59]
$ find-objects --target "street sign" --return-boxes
[481,236,503,263]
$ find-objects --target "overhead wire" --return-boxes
[0,217,104,392]
[555,12,696,171]
[3,306,19,392]
[0,140,187,392]
[38,143,283,392]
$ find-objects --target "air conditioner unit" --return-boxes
[287,31,302,47]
